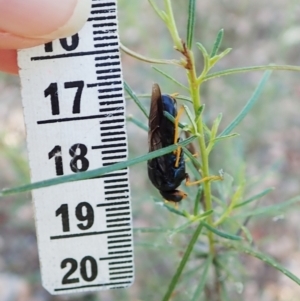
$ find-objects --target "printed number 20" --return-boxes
[61,256,98,284]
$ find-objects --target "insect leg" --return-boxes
[164,200,179,209]
[185,173,223,186]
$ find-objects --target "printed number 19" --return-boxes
[56,202,94,232]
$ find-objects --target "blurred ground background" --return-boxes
[1,0,300,300]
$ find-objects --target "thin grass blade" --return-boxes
[124,81,149,118]
[187,0,196,49]
[127,115,148,131]
[234,187,274,209]
[152,67,189,91]
[0,136,196,197]
[219,70,272,138]
[210,29,224,57]
[235,195,300,218]
[203,222,243,241]
[191,255,213,301]
[226,242,300,286]
[162,222,204,301]
[202,64,300,83]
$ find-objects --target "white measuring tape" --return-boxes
[18,0,134,295]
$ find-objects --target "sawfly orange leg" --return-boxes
[174,105,185,168]
[185,173,223,186]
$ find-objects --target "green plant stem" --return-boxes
[162,222,204,301]
[187,50,215,255]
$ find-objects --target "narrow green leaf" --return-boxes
[210,29,224,57]
[148,0,165,20]
[193,186,203,215]
[196,43,209,73]
[194,104,205,124]
[124,81,148,118]
[170,210,213,235]
[127,115,148,131]
[202,64,300,83]
[212,133,239,143]
[219,71,272,138]
[186,0,196,49]
[120,43,180,66]
[153,197,194,218]
[130,93,193,104]
[163,203,187,217]
[161,201,186,217]
[183,104,197,132]
[162,222,204,301]
[207,113,223,154]
[163,111,187,129]
[182,146,202,170]
[239,225,253,243]
[0,136,196,197]
[235,195,300,218]
[152,66,189,91]
[176,95,193,103]
[209,48,232,67]
[211,113,223,138]
[203,222,243,241]
[234,187,274,209]
[226,243,300,286]
[191,255,213,301]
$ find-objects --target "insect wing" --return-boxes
[148,83,163,152]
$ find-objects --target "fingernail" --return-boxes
[34,0,91,39]
[0,0,91,40]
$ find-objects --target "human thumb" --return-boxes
[0,0,91,49]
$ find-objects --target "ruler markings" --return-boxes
[50,228,131,240]
[88,15,116,22]
[54,281,131,292]
[107,240,132,245]
[109,270,133,274]
[109,266,133,271]
[103,175,128,180]
[107,224,131,228]
[95,61,120,67]
[92,143,127,149]
[104,183,129,189]
[31,48,119,61]
[101,131,125,137]
[106,211,131,216]
[100,255,133,261]
[110,276,133,281]
[105,207,130,212]
[91,2,116,7]
[107,245,132,250]
[109,260,133,266]
[105,196,130,201]
[36,111,124,124]
[106,217,131,223]
[100,125,125,130]
[102,156,127,161]
[107,235,132,240]
[91,10,116,15]
[92,78,122,85]
[98,93,123,99]
[97,201,130,207]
